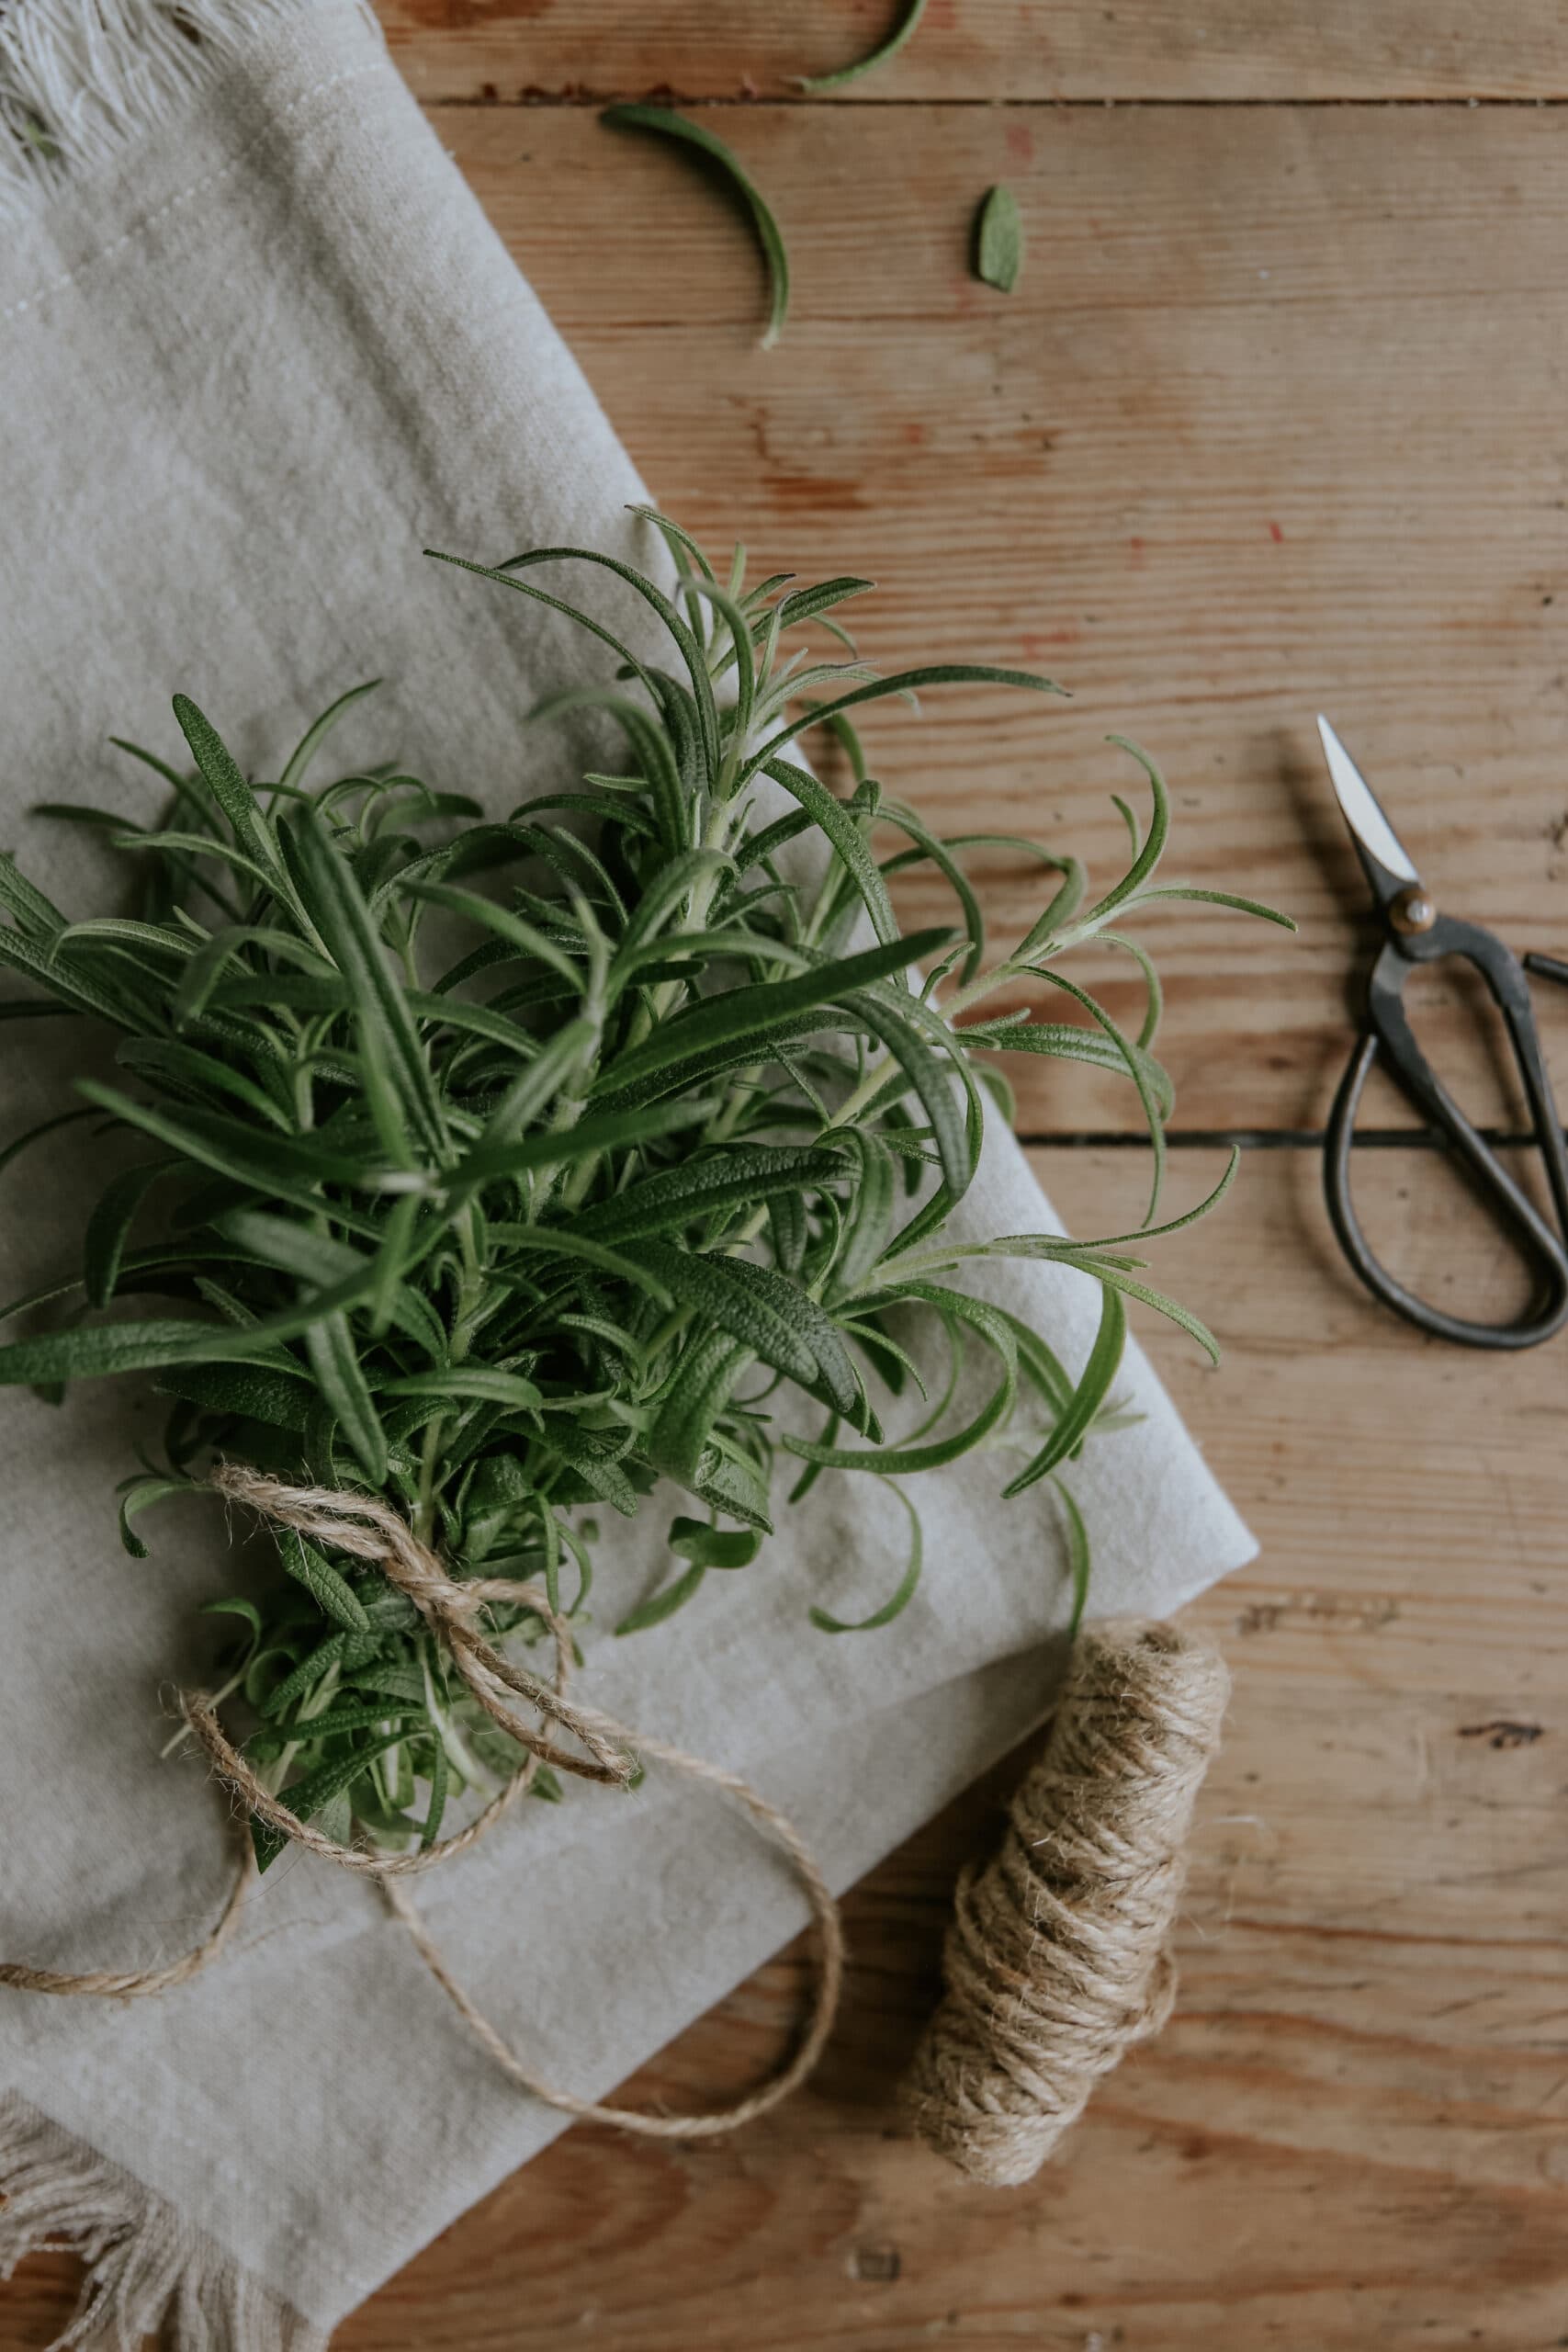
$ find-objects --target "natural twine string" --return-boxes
[211,1465,636,1793]
[3,1468,843,2138]
[900,1617,1230,2185]
[0,1845,254,2000]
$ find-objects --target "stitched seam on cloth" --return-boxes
[1,58,387,324]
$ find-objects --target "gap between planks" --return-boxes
[423,94,1568,111]
[1023,1127,1562,1149]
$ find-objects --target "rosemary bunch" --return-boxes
[0,510,1287,1861]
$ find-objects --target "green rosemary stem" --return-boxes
[529,1064,598,1216]
[631,795,739,1044]
[818,951,1034,1141]
[414,1416,446,1547]
[260,1657,342,1797]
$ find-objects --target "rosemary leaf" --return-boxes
[600,104,790,350]
[797,0,930,92]
[975,184,1025,294]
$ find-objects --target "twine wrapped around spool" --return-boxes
[901,1617,1230,2186]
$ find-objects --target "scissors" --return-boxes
[1318,715,1568,1350]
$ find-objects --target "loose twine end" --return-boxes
[899,1617,1231,2187]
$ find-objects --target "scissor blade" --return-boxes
[1316,716,1421,893]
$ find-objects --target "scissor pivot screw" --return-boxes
[1391,886,1437,934]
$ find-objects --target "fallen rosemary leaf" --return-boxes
[600,103,790,351]
[797,0,929,92]
[975,184,1024,294]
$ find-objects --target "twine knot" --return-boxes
[209,1463,635,1791]
[900,1618,1230,2185]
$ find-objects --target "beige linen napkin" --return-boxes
[0,6,1256,2343]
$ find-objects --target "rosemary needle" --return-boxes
[601,103,790,351]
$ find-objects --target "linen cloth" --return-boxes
[0,5,1257,2341]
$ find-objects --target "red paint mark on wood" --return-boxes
[1129,535,1147,568]
[400,0,548,23]
[1007,123,1034,164]
[1021,628,1082,658]
[1269,520,1285,544]
[762,475,869,516]
[900,422,927,447]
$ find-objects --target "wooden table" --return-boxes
[10,5,1568,2345]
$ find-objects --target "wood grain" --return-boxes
[383,0,1568,104]
[436,99,1568,1135]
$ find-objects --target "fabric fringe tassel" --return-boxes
[0,2097,326,2352]
[0,0,322,224]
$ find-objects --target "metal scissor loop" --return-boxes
[1318,718,1568,1350]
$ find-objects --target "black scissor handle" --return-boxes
[1325,919,1568,1350]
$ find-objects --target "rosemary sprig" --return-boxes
[0,510,1290,1862]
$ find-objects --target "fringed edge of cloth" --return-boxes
[0,2095,328,2352]
[0,0,341,225]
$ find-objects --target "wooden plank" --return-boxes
[14,1148,1562,2347]
[434,100,1568,1134]
[382,0,1568,104]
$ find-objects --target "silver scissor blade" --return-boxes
[1316,715,1421,891]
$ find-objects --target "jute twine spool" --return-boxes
[900,1617,1230,2186]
